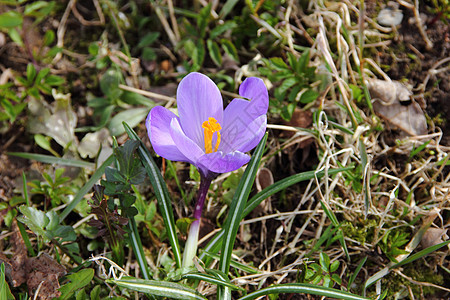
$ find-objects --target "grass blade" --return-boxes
[8,152,95,169]
[237,283,370,300]
[108,277,206,300]
[59,154,114,223]
[348,256,367,289]
[180,273,244,291]
[220,134,267,275]
[123,122,182,269]
[390,240,450,269]
[128,217,151,279]
[201,251,259,274]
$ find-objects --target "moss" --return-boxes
[341,218,378,245]
[380,261,444,298]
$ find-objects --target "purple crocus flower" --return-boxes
[146,72,268,268]
[146,72,268,179]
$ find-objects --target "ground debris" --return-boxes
[1,221,66,299]
[367,78,427,136]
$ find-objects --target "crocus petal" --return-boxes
[197,151,250,174]
[169,118,205,165]
[146,106,189,162]
[221,114,267,153]
[177,72,224,147]
[238,77,269,119]
[221,78,268,151]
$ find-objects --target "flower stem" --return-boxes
[182,175,212,269]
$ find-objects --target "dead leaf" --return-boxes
[28,91,78,152]
[367,78,427,135]
[421,228,448,249]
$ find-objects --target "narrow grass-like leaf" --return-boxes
[390,240,450,269]
[201,251,259,274]
[8,152,95,169]
[348,256,367,289]
[59,155,114,222]
[238,283,370,300]
[219,0,239,18]
[409,140,431,158]
[16,221,35,256]
[22,171,29,206]
[219,134,267,276]
[108,277,206,300]
[315,172,350,260]
[359,138,370,216]
[123,122,182,268]
[364,267,389,290]
[180,273,244,291]
[198,166,353,265]
[0,263,14,300]
[128,217,151,279]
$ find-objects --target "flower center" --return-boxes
[202,117,221,154]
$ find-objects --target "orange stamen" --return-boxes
[202,117,221,154]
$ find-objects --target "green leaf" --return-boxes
[278,77,297,96]
[181,272,244,291]
[348,257,367,289]
[137,32,160,48]
[287,52,298,71]
[1,263,15,300]
[90,285,101,300]
[59,154,115,222]
[329,260,340,273]
[43,29,55,46]
[58,269,94,300]
[359,138,370,216]
[24,1,50,15]
[197,3,211,38]
[219,0,239,18]
[220,39,239,62]
[297,49,310,74]
[0,11,23,28]
[8,152,95,169]
[237,283,369,300]
[17,206,49,238]
[389,240,450,269]
[280,103,295,121]
[299,89,319,104]
[270,57,289,70]
[7,27,23,46]
[207,39,222,66]
[26,63,36,82]
[45,75,65,86]
[34,134,59,157]
[108,107,149,136]
[123,122,182,268]
[120,91,155,107]
[210,21,237,39]
[319,252,330,272]
[142,47,156,61]
[100,69,122,98]
[113,140,146,185]
[220,134,267,275]
[331,273,342,285]
[127,216,151,279]
[108,277,206,300]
